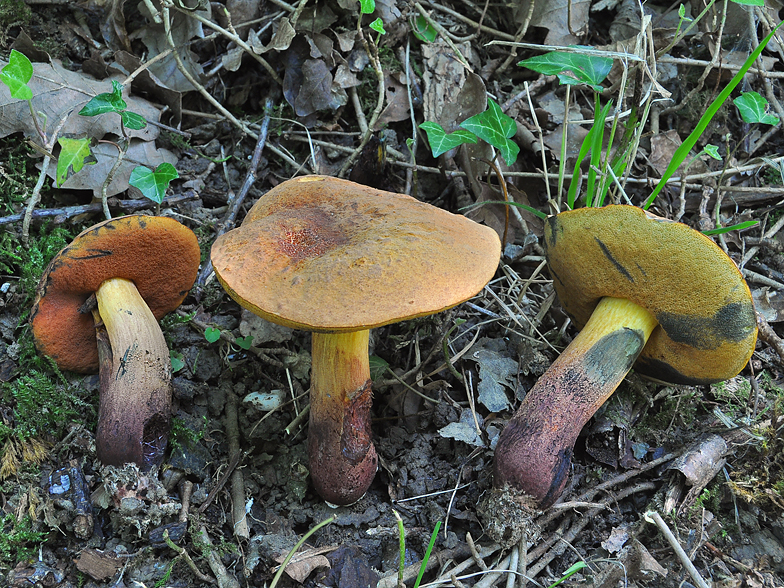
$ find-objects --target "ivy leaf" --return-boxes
[369,355,390,381]
[733,91,780,125]
[0,49,34,101]
[359,0,375,14]
[129,162,179,204]
[459,98,520,165]
[419,121,477,157]
[235,335,254,350]
[121,110,147,130]
[518,50,613,91]
[369,17,386,35]
[170,350,185,373]
[411,15,437,42]
[79,80,127,117]
[703,144,721,160]
[204,327,221,343]
[55,137,94,187]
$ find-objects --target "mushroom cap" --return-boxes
[31,215,201,373]
[544,205,757,385]
[211,176,501,332]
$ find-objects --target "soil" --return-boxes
[1,1,784,588]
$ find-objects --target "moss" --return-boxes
[0,0,32,30]
[0,514,48,568]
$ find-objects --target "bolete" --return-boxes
[211,175,501,505]
[494,205,758,508]
[30,215,200,469]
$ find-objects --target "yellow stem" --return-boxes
[309,330,377,505]
[494,297,658,507]
[95,278,172,469]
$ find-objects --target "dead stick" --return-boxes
[226,391,249,540]
[0,192,198,226]
[198,525,241,588]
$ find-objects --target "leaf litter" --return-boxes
[1,0,784,587]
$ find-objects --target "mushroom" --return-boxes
[211,175,501,505]
[493,205,758,508]
[30,215,200,469]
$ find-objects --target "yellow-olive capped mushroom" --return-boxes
[212,175,501,505]
[494,205,757,508]
[31,215,200,469]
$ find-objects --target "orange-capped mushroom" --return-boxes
[212,176,501,505]
[31,215,200,469]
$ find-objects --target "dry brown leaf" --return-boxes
[516,0,592,45]
[42,139,177,198]
[0,59,162,143]
[273,548,332,583]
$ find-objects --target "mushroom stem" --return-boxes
[494,296,658,507]
[309,330,378,505]
[94,278,172,470]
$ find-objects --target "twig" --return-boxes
[197,451,242,515]
[198,525,241,588]
[0,192,197,226]
[377,544,499,588]
[22,112,70,244]
[164,529,216,584]
[179,480,193,523]
[225,391,249,540]
[337,15,386,178]
[757,311,784,364]
[644,511,711,588]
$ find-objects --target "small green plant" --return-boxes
[548,561,587,587]
[393,512,441,588]
[170,415,208,450]
[420,98,519,166]
[268,516,336,588]
[129,162,179,212]
[0,50,179,221]
[0,514,48,566]
[204,327,221,343]
[644,22,783,209]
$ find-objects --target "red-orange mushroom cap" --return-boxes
[31,215,201,373]
[211,175,502,332]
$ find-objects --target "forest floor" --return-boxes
[1,0,784,587]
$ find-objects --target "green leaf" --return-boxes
[549,562,587,587]
[459,98,520,165]
[703,144,721,160]
[644,22,783,209]
[419,121,477,157]
[369,17,386,35]
[0,49,34,101]
[731,0,764,5]
[733,91,780,125]
[359,0,375,14]
[204,327,221,343]
[121,111,147,130]
[411,15,437,42]
[55,137,94,187]
[235,335,253,350]
[369,355,390,381]
[518,50,613,91]
[170,350,185,373]
[702,220,759,235]
[568,99,612,208]
[79,79,127,117]
[129,162,179,204]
